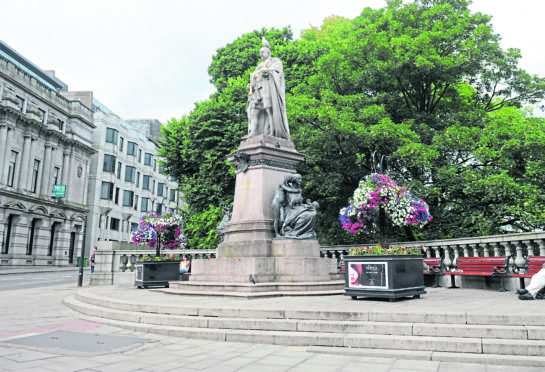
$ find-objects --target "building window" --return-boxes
[144,153,152,166]
[152,180,155,194]
[136,171,140,187]
[7,151,18,187]
[134,195,139,211]
[127,141,137,156]
[52,167,60,186]
[114,187,120,204]
[31,159,40,193]
[48,222,61,256]
[2,215,15,254]
[110,218,120,231]
[123,190,134,207]
[157,183,165,197]
[38,109,46,123]
[105,128,118,144]
[156,203,163,215]
[100,182,114,200]
[153,160,157,172]
[116,162,122,179]
[138,149,142,162]
[103,154,116,173]
[16,96,25,112]
[58,120,64,131]
[125,166,136,182]
[141,197,149,212]
[130,222,138,233]
[119,137,124,152]
[27,219,39,255]
[169,189,177,202]
[142,175,151,190]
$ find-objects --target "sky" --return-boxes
[1,0,544,123]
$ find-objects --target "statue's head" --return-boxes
[259,47,271,60]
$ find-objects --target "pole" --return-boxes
[77,223,86,287]
[379,155,388,249]
[155,232,161,257]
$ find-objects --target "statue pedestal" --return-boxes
[169,135,343,296]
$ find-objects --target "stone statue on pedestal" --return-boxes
[271,173,319,239]
[247,38,290,140]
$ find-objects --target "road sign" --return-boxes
[52,184,66,198]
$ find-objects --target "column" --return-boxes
[82,160,90,205]
[17,134,32,191]
[468,243,479,257]
[462,244,469,257]
[502,242,513,272]
[482,243,490,257]
[537,239,545,256]
[60,150,70,192]
[493,242,501,257]
[0,126,13,184]
[443,246,452,270]
[0,123,7,182]
[40,143,53,197]
[514,241,526,270]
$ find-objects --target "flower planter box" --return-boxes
[343,255,426,301]
[135,260,181,288]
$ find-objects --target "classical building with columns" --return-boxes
[0,41,95,266]
[83,102,180,255]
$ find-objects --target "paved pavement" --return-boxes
[0,269,544,371]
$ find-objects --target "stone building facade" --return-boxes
[0,41,181,266]
[0,41,95,266]
[84,102,180,255]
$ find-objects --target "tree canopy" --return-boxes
[158,0,545,249]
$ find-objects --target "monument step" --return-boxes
[66,294,545,340]
[167,280,344,294]
[64,295,545,357]
[309,346,545,368]
[74,290,542,326]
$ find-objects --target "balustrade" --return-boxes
[319,231,545,273]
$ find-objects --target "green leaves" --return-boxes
[160,0,545,247]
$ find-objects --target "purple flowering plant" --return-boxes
[339,173,432,236]
[131,210,186,250]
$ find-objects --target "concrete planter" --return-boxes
[343,255,426,301]
[135,260,181,289]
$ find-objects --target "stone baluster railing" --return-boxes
[319,231,545,272]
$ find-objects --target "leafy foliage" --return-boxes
[159,0,545,248]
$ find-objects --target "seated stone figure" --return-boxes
[271,173,319,240]
[517,263,545,300]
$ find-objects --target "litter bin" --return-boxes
[77,257,89,266]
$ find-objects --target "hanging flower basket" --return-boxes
[131,210,186,250]
[339,173,432,236]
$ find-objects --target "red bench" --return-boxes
[512,256,545,289]
[423,257,442,288]
[444,256,510,292]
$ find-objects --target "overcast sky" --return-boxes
[1,0,544,123]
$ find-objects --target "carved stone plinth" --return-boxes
[177,135,342,296]
[218,135,304,258]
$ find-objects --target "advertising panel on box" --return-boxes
[348,261,388,289]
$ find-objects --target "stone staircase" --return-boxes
[64,290,545,368]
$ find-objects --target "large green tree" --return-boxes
[159,0,545,248]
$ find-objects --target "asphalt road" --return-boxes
[0,269,86,291]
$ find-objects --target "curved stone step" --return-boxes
[64,295,545,357]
